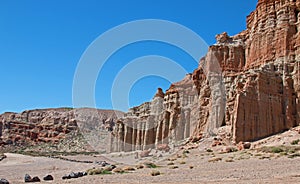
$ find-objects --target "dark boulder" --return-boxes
[0,178,9,184]
[43,175,54,181]
[31,177,40,182]
[62,175,71,180]
[24,174,31,182]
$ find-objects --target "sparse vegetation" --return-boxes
[288,153,300,159]
[122,166,135,171]
[167,162,174,165]
[208,157,222,162]
[206,149,213,153]
[169,165,178,169]
[258,146,300,154]
[87,168,103,175]
[179,161,186,164]
[142,162,158,168]
[112,168,125,174]
[150,170,161,176]
[225,158,234,162]
[291,139,300,145]
[87,168,113,175]
[101,170,112,175]
[14,150,99,157]
[136,164,144,169]
[168,157,177,161]
[271,147,284,153]
[183,150,190,154]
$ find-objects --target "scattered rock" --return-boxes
[0,178,9,184]
[43,175,53,181]
[24,174,32,183]
[237,142,251,150]
[95,161,109,167]
[222,146,238,153]
[62,175,71,180]
[212,140,222,147]
[140,149,151,158]
[69,172,78,178]
[0,154,7,161]
[208,157,222,163]
[156,144,170,152]
[63,171,87,179]
[31,177,40,182]
[24,175,41,183]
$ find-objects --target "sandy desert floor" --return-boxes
[1,148,300,184]
[1,127,300,183]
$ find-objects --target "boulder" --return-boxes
[43,175,53,181]
[0,179,9,184]
[156,144,170,152]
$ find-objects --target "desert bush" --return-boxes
[150,170,160,176]
[208,157,222,162]
[167,162,174,165]
[206,148,213,152]
[143,162,157,168]
[87,168,103,175]
[291,139,300,145]
[122,166,135,171]
[179,161,186,164]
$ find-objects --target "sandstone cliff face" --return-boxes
[193,0,300,143]
[0,108,123,148]
[109,76,199,152]
[109,0,300,152]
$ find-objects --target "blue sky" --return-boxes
[0,0,257,113]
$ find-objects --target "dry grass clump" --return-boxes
[150,170,161,176]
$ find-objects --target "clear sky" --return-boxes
[0,0,257,113]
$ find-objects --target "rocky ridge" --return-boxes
[0,108,123,151]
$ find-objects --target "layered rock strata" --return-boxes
[0,108,122,147]
[109,0,300,152]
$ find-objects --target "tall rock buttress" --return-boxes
[109,0,300,152]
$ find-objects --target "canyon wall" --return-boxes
[0,108,122,149]
[109,0,300,151]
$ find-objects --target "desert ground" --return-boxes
[2,127,300,184]
[1,150,300,184]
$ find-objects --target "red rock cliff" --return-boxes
[110,0,300,152]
